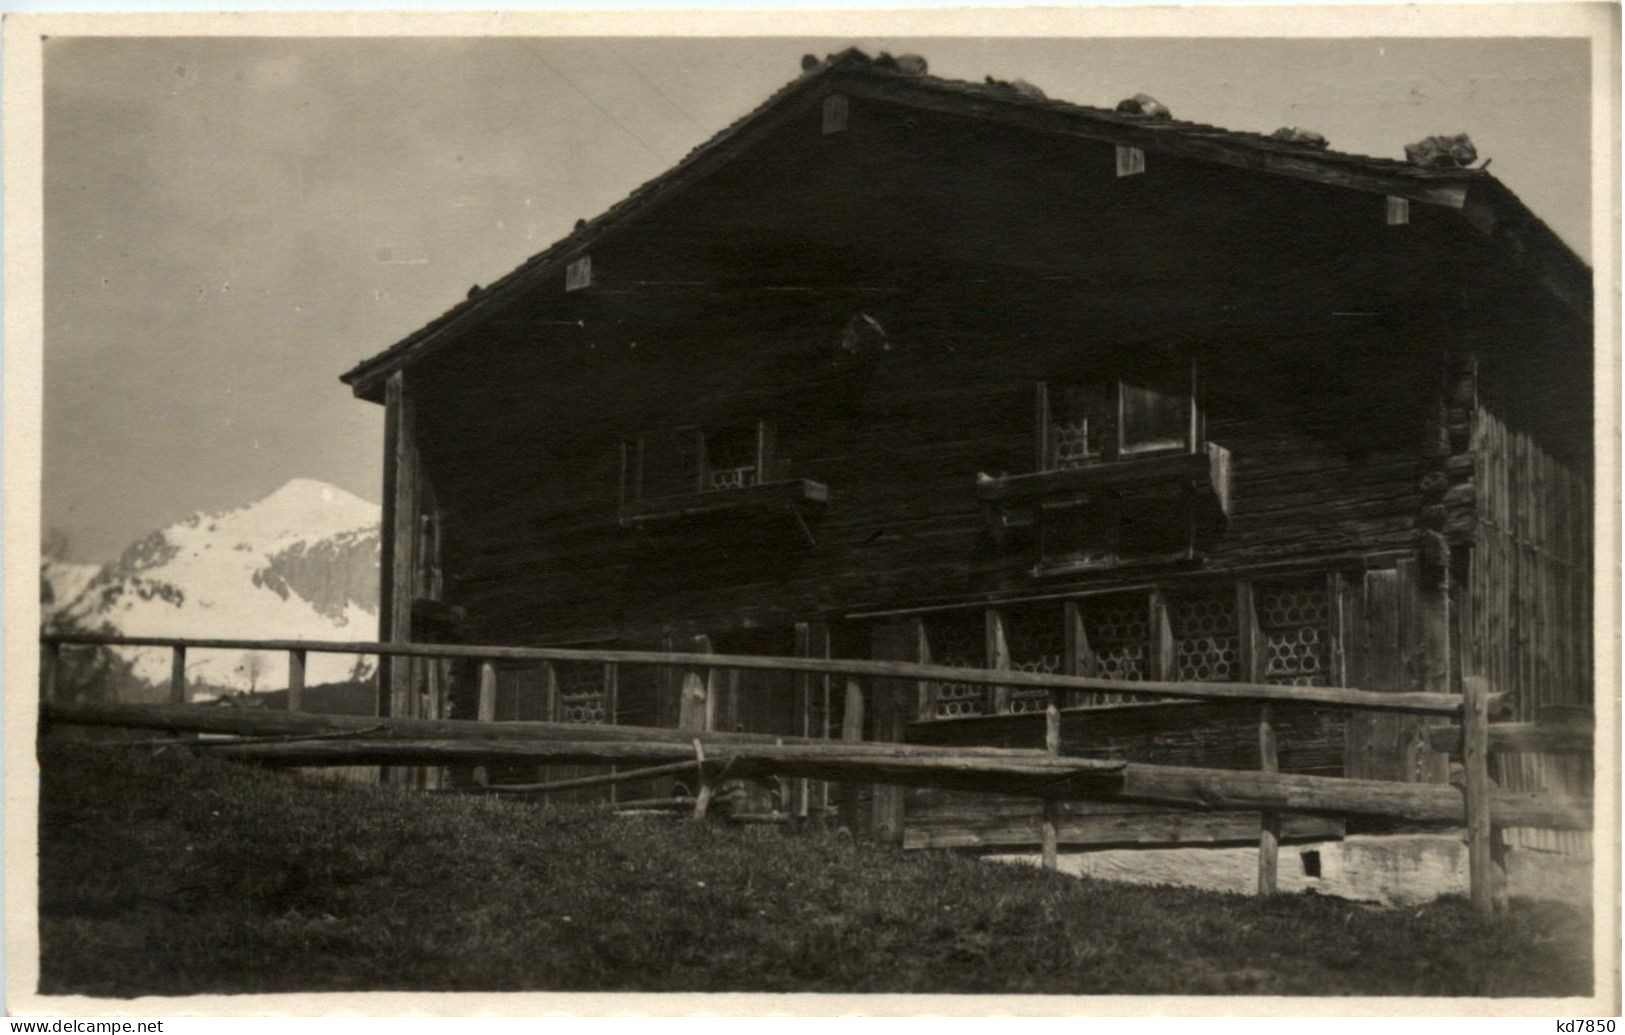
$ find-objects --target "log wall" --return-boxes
[400,94,1469,651]
[413,333,1432,651]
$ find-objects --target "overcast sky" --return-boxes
[43,35,1591,562]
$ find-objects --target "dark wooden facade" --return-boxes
[345,51,1593,847]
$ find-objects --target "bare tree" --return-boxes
[239,651,269,694]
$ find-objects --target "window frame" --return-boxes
[907,574,1340,722]
[1037,358,1201,472]
[621,419,777,504]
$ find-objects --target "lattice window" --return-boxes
[1081,593,1150,705]
[554,662,609,724]
[1257,579,1330,686]
[1169,588,1239,682]
[926,611,986,718]
[707,466,756,491]
[1051,420,1093,468]
[1004,604,1065,714]
[1046,382,1113,470]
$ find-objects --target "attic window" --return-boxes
[823,94,849,135]
[622,422,777,503]
[1116,146,1146,177]
[566,255,592,291]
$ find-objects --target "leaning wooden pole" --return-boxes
[47,699,1589,831]
[173,736,1591,830]
[1463,675,1494,914]
[476,758,712,796]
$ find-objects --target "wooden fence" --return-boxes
[39,631,1592,914]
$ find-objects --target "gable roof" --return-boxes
[341,47,1591,399]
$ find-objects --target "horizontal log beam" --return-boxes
[200,738,1126,799]
[1425,721,1594,755]
[38,633,1466,715]
[40,700,1054,759]
[191,736,1587,831]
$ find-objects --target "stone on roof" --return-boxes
[1405,133,1478,169]
[1115,93,1171,119]
[1270,127,1329,149]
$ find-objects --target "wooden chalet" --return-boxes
[340,50,1593,851]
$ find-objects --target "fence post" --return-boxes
[170,645,188,705]
[604,662,619,806]
[1257,704,1280,893]
[287,649,306,711]
[474,661,498,787]
[1463,675,1493,914]
[1042,690,1060,871]
[41,641,61,704]
[478,662,498,721]
[839,676,866,834]
[1236,581,1279,896]
[677,639,712,733]
[677,638,714,813]
[793,622,831,821]
[985,609,1011,715]
[691,740,712,820]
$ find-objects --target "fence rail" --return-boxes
[38,631,1472,715]
[39,631,1590,915]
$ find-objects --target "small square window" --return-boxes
[622,421,776,502]
[1119,373,1189,455]
[1037,362,1195,471]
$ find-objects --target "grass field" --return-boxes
[37,738,1593,997]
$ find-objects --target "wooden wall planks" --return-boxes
[1463,405,1592,857]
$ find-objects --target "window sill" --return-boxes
[977,442,1231,517]
[1031,548,1200,579]
[619,478,828,529]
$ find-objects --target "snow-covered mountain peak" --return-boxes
[188,478,377,548]
[46,479,381,698]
